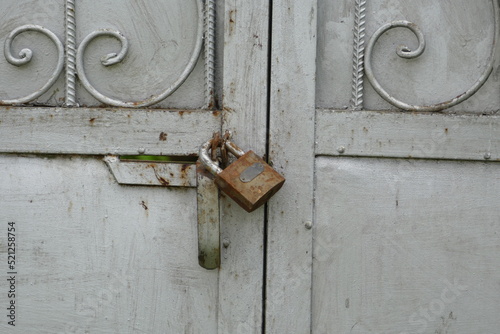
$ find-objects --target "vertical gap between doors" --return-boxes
[262,0,273,333]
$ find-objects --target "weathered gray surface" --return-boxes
[0,0,266,332]
[314,157,500,333]
[317,110,500,161]
[309,0,499,333]
[0,107,220,156]
[0,155,218,333]
[1,0,499,332]
[217,0,270,332]
[267,0,317,332]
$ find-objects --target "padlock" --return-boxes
[200,138,285,212]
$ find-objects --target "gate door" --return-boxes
[0,1,270,333]
[267,0,500,333]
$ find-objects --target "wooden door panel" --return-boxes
[268,0,500,333]
[0,155,218,333]
[314,157,500,333]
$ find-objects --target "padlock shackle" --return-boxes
[199,139,223,175]
[225,140,246,158]
[199,137,247,176]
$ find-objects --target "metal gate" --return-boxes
[0,0,499,333]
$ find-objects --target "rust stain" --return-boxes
[159,132,168,141]
[159,177,170,186]
[178,110,194,117]
[229,9,236,35]
[151,165,170,186]
[212,110,221,117]
[207,90,220,109]
[253,34,263,49]
[180,164,191,186]
[89,118,96,124]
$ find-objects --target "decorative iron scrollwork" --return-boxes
[76,0,204,108]
[2,25,64,105]
[1,0,210,108]
[363,0,498,112]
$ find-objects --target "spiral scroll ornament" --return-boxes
[1,25,64,105]
[364,0,498,112]
[76,0,204,108]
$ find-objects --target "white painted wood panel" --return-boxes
[0,108,221,156]
[267,0,317,332]
[217,0,270,332]
[316,110,500,161]
[0,154,218,333]
[314,157,500,333]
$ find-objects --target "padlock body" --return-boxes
[215,150,285,212]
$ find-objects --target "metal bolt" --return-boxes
[223,239,230,248]
[337,146,346,154]
[304,221,313,230]
[484,152,492,160]
[138,147,146,154]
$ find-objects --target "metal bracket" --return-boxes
[104,156,197,187]
[196,161,220,270]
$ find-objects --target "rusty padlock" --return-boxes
[199,138,285,212]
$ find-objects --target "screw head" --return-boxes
[138,147,146,154]
[337,146,346,154]
[304,221,313,230]
[484,152,492,160]
[223,239,230,248]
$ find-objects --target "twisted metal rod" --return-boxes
[350,0,366,110]
[65,0,77,107]
[204,0,216,109]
